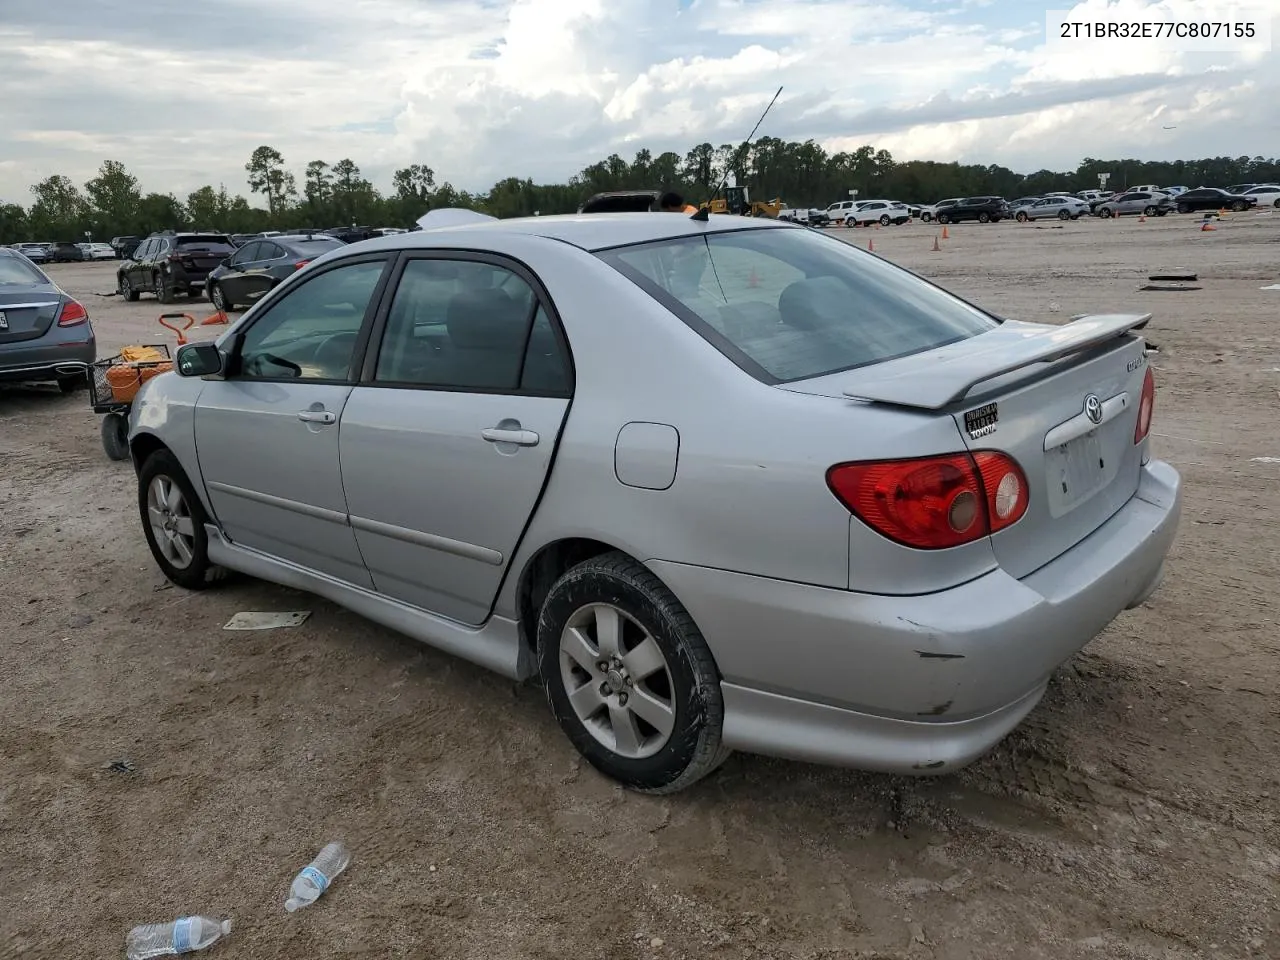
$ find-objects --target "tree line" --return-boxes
[3,140,1277,244]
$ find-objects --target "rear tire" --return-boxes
[138,449,227,590]
[536,551,730,794]
[1057,209,1070,220]
[921,212,933,222]
[1016,211,1028,222]
[57,373,85,394]
[154,271,174,304]
[101,413,130,461]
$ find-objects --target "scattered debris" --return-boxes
[223,611,311,631]
[649,937,665,949]
[1149,273,1197,281]
[1261,283,1280,290]
[105,759,136,774]
[1139,282,1201,292]
[286,841,351,912]
[1250,457,1280,464]
[127,917,231,958]
[67,613,94,628]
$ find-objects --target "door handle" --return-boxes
[297,410,336,424]
[481,427,539,446]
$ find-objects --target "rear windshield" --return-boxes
[0,255,48,284]
[597,227,997,383]
[288,238,344,252]
[176,237,235,252]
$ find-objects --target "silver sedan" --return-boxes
[127,212,1181,793]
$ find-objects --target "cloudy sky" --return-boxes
[0,0,1274,204]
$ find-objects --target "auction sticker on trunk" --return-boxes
[0,311,8,330]
[964,402,998,438]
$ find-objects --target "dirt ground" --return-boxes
[1,213,1277,960]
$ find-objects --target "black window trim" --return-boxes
[593,226,1001,386]
[221,251,396,387]
[355,248,576,400]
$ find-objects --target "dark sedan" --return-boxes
[205,233,346,312]
[0,248,96,391]
[1173,187,1257,213]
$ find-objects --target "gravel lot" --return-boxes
[2,213,1277,960]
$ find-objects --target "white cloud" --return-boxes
[0,0,1275,206]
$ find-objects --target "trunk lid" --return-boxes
[174,242,234,276]
[783,314,1154,579]
[0,288,61,344]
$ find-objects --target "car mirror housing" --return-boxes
[175,342,224,378]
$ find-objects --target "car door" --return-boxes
[218,241,260,305]
[193,253,393,587]
[240,241,283,303]
[127,239,152,286]
[338,253,574,625]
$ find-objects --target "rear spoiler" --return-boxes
[842,313,1152,410]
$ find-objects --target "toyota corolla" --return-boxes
[126,211,1181,794]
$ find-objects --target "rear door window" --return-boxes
[599,227,997,383]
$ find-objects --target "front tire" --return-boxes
[921,212,933,222]
[1016,211,1028,222]
[119,274,139,302]
[537,552,730,794]
[978,212,991,223]
[138,449,227,590]
[1057,209,1070,220]
[209,282,234,312]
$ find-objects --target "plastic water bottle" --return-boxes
[285,841,351,912]
[126,916,231,959]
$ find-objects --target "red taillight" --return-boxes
[294,260,311,270]
[1134,367,1155,443]
[826,451,1029,550]
[57,300,88,327]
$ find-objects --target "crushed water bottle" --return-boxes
[126,916,231,959]
[285,841,351,912]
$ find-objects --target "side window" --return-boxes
[260,242,284,260]
[135,240,154,259]
[374,258,568,393]
[235,259,386,382]
[232,242,261,265]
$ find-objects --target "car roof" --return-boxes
[349,212,795,254]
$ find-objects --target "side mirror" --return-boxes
[175,342,224,378]
[219,258,231,269]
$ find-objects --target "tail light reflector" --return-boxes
[57,300,89,327]
[826,451,1029,550]
[294,260,311,270]
[1134,367,1155,443]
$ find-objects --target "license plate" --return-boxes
[0,311,7,330]
[1046,430,1108,515]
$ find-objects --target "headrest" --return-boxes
[446,288,530,350]
[778,276,849,331]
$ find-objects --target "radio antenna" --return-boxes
[690,85,783,222]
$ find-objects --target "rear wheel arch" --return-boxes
[516,537,632,653]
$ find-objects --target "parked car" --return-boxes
[823,200,863,223]
[0,247,96,392]
[126,213,1180,794]
[205,233,347,312]
[110,236,142,259]
[1013,195,1091,222]
[847,200,912,226]
[117,231,238,303]
[1095,190,1172,218]
[1239,184,1280,208]
[1009,196,1041,210]
[1161,186,1189,197]
[936,196,1010,223]
[47,242,86,263]
[1173,187,1258,213]
[83,242,116,261]
[908,203,937,221]
[929,198,962,222]
[13,243,50,263]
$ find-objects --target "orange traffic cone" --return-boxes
[199,309,229,326]
[1200,221,1216,231]
[1138,215,1146,223]
[932,234,941,252]
[867,238,874,252]
[941,225,950,240]
[747,267,760,289]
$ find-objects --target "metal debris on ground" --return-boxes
[106,759,136,774]
[1149,273,1198,281]
[223,611,311,631]
[1138,282,1201,291]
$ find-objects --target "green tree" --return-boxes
[28,175,89,239]
[136,193,186,233]
[83,160,142,236]
[303,160,333,222]
[245,145,296,216]
[0,203,28,242]
[186,184,237,230]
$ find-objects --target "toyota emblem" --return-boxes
[1084,394,1103,424]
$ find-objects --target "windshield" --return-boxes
[597,226,998,383]
[0,255,49,285]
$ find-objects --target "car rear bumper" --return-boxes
[0,334,97,382]
[650,458,1182,776]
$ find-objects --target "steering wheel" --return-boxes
[312,331,357,379]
